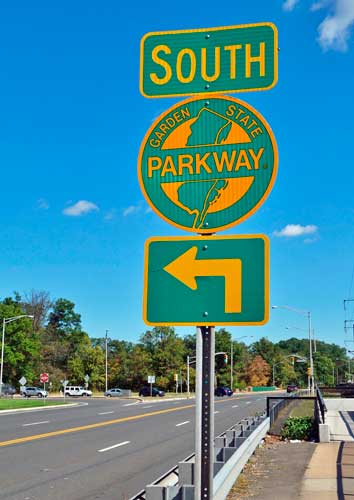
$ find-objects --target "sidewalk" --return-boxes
[228,397,354,499]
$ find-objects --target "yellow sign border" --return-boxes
[137,95,278,234]
[140,22,278,98]
[143,234,270,327]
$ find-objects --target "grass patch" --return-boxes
[289,399,314,418]
[0,399,67,411]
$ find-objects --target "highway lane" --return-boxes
[0,393,270,440]
[0,393,272,500]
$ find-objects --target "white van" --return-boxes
[64,386,92,397]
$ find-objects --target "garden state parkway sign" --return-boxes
[138,95,278,234]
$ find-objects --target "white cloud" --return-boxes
[273,224,318,237]
[37,198,49,210]
[283,0,300,11]
[284,0,354,51]
[63,200,99,217]
[311,0,331,12]
[317,0,354,51]
[123,204,141,217]
[104,209,116,221]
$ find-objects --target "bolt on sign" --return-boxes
[140,23,278,98]
[143,234,269,326]
[138,95,278,234]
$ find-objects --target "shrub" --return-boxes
[281,416,314,441]
[234,381,247,391]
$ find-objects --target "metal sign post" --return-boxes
[195,326,215,500]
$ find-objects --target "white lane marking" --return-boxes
[22,420,49,427]
[176,421,190,427]
[123,402,139,407]
[142,405,153,409]
[214,411,220,414]
[98,441,130,453]
[98,411,114,415]
[232,405,239,408]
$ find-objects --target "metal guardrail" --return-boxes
[316,387,327,423]
[129,413,268,500]
[267,389,328,442]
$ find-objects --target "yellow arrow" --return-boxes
[163,246,242,313]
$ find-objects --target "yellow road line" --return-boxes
[0,404,194,448]
[0,395,262,448]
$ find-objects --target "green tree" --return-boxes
[140,327,186,390]
[0,297,41,386]
[47,298,82,338]
[313,352,335,385]
[125,345,153,390]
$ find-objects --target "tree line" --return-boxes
[0,291,349,392]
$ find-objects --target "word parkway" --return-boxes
[147,147,265,178]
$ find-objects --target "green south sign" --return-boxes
[143,235,269,326]
[138,95,278,234]
[140,23,278,98]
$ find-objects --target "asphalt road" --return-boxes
[0,393,273,500]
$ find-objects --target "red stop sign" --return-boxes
[40,373,49,383]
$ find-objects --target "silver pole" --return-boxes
[105,330,109,393]
[272,363,275,387]
[230,339,233,391]
[209,326,215,496]
[187,355,190,398]
[0,319,5,395]
[194,327,202,500]
[308,312,314,394]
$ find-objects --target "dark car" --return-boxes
[286,384,299,393]
[1,384,16,396]
[139,386,165,397]
[215,386,233,397]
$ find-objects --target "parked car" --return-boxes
[139,386,165,397]
[1,384,16,396]
[64,386,92,397]
[215,386,233,397]
[286,384,299,393]
[22,387,48,398]
[105,388,124,397]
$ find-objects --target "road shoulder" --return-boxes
[227,435,316,499]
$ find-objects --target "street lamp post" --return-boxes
[0,315,34,395]
[105,330,109,393]
[272,305,314,394]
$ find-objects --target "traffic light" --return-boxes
[290,356,295,365]
[174,373,178,381]
[307,367,312,375]
[224,354,228,364]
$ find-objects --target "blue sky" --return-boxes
[0,1,353,348]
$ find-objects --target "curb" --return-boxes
[0,402,83,416]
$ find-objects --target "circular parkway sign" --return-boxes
[138,95,278,233]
